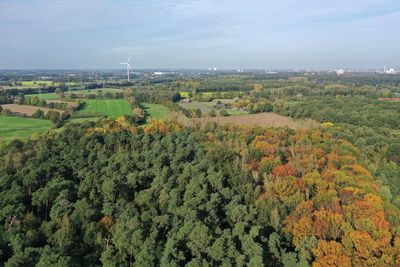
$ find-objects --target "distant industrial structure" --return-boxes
[120,56,133,81]
[384,65,396,74]
[336,69,345,76]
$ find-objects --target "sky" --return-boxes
[0,0,399,70]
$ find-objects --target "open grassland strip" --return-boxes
[0,116,52,142]
[141,103,171,120]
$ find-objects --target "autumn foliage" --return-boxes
[247,127,400,266]
[1,121,399,266]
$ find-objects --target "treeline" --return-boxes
[0,91,14,104]
[124,95,146,124]
[172,80,253,93]
[31,109,71,124]
[276,96,400,129]
[1,121,400,265]
[0,106,71,125]
[23,96,72,111]
[66,91,124,100]
[1,86,71,96]
[130,87,180,104]
[251,83,396,99]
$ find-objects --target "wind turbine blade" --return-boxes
[128,64,133,71]
[127,56,131,63]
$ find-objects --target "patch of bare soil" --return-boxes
[1,104,65,116]
[194,112,318,130]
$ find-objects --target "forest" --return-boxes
[1,116,400,266]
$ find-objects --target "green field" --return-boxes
[179,91,241,98]
[179,101,213,113]
[141,103,171,120]
[0,116,52,141]
[76,99,131,118]
[226,109,249,116]
[21,81,56,87]
[26,93,60,100]
[180,92,190,98]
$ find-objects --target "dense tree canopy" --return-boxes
[1,119,400,266]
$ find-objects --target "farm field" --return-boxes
[179,91,190,98]
[194,112,318,130]
[141,103,171,120]
[226,109,248,116]
[1,104,64,116]
[180,100,248,116]
[76,99,131,118]
[26,93,60,100]
[179,101,213,113]
[206,98,236,105]
[0,116,52,141]
[179,91,242,98]
[21,81,57,87]
[202,92,239,97]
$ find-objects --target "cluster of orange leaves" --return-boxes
[85,117,183,137]
[249,128,400,266]
[143,119,182,135]
[86,117,137,135]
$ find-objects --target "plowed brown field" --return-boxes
[194,112,317,130]
[1,104,64,116]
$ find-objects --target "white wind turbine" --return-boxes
[120,56,133,82]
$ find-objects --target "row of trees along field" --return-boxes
[1,119,400,266]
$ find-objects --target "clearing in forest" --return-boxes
[141,103,171,120]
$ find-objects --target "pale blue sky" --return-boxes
[0,0,399,69]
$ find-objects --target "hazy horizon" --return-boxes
[1,0,400,70]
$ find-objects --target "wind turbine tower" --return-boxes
[120,56,133,82]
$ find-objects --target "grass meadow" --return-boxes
[141,103,171,120]
[0,116,52,142]
[76,99,131,118]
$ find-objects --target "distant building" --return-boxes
[336,69,345,76]
[215,101,225,109]
[386,68,396,74]
[153,72,164,75]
